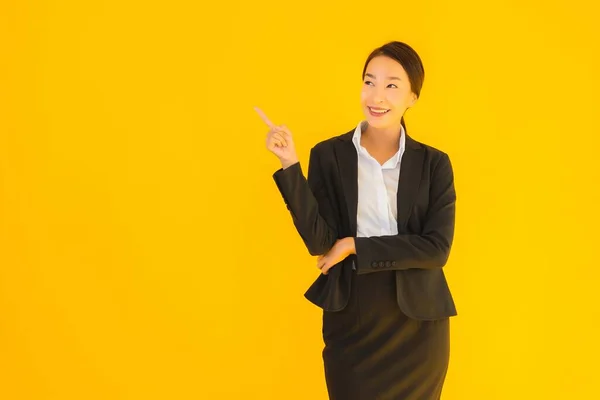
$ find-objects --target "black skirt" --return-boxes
[322,269,450,400]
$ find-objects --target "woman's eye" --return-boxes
[364,81,397,88]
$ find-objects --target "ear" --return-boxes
[409,93,418,107]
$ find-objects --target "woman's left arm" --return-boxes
[352,152,456,273]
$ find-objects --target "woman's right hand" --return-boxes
[254,106,299,169]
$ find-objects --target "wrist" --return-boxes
[281,158,299,170]
[345,237,356,255]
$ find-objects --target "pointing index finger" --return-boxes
[253,106,275,128]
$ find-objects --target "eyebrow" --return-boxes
[365,73,401,81]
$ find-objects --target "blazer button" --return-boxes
[391,261,397,267]
[378,261,385,268]
[371,261,378,268]
[385,261,391,268]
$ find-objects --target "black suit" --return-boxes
[273,127,457,321]
[272,125,457,399]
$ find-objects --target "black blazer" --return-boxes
[272,126,457,321]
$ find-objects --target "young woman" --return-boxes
[256,41,457,400]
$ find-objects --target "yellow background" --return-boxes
[1,0,599,399]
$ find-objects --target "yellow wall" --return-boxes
[1,0,599,398]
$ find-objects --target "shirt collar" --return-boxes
[351,121,406,168]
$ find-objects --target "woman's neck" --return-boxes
[362,123,403,150]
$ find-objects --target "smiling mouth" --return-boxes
[368,107,390,115]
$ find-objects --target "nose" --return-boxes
[372,87,385,104]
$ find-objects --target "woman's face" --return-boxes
[360,55,417,129]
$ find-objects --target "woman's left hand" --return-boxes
[317,237,356,275]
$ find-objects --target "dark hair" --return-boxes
[362,41,425,132]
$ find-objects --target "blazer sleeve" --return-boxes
[272,146,338,256]
[354,152,456,274]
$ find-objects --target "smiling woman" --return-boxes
[259,40,457,400]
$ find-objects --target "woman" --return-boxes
[256,41,457,400]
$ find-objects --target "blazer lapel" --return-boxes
[334,132,358,236]
[396,133,424,230]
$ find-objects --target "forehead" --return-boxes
[365,56,408,78]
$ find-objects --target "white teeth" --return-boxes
[370,108,389,114]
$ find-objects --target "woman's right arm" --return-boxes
[272,146,338,256]
[255,106,337,256]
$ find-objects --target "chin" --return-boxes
[366,116,390,127]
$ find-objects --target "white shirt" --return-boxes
[351,121,406,238]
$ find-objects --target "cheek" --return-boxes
[360,90,368,104]
[388,92,410,107]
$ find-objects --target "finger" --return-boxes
[269,137,284,148]
[266,134,282,147]
[254,106,275,128]
[272,132,288,147]
[317,258,325,270]
[274,124,293,139]
[268,132,286,147]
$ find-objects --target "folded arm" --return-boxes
[354,152,457,274]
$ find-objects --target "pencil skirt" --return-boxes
[321,269,450,400]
